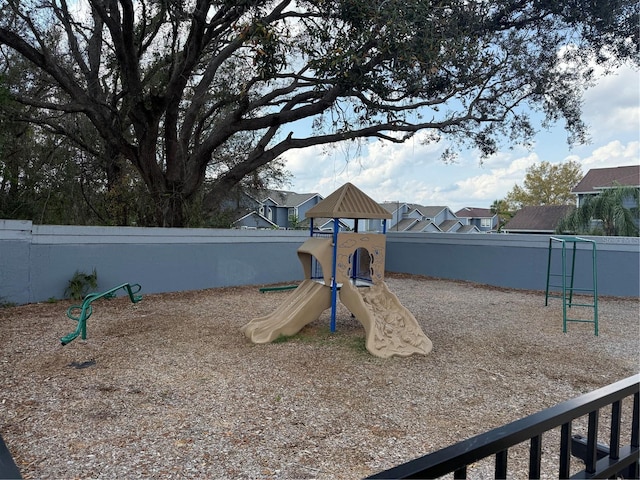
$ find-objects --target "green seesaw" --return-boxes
[61,283,143,345]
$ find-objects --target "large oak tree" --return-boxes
[0,0,637,226]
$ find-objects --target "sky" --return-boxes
[280,65,639,212]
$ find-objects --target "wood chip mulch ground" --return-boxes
[1,273,638,479]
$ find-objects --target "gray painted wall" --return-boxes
[386,232,639,297]
[1,220,638,305]
[1,220,308,305]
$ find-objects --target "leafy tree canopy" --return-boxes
[504,160,583,209]
[490,198,513,232]
[0,0,638,226]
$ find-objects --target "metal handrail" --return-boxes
[367,375,639,479]
[61,283,142,345]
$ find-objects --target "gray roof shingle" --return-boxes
[504,205,575,233]
[455,207,494,218]
[572,165,640,194]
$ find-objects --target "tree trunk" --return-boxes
[104,152,128,226]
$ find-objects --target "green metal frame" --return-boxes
[259,285,298,293]
[545,236,598,335]
[61,283,142,345]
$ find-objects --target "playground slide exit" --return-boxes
[339,280,433,357]
[241,279,332,343]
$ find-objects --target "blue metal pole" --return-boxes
[353,219,358,283]
[562,240,567,333]
[592,240,599,336]
[330,218,339,332]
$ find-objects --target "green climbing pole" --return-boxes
[545,236,598,335]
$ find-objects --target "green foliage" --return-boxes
[272,328,368,354]
[64,269,98,300]
[556,185,640,236]
[287,214,304,230]
[504,160,583,210]
[490,199,514,232]
[0,0,637,226]
[272,334,294,344]
[0,297,16,308]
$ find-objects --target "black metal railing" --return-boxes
[0,433,21,479]
[367,374,639,479]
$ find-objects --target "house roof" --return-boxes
[305,183,392,219]
[503,205,575,233]
[455,207,494,218]
[381,202,449,218]
[417,206,449,218]
[408,220,433,232]
[458,224,481,233]
[572,165,640,194]
[299,217,350,230]
[261,190,321,207]
[439,219,461,232]
[380,202,405,214]
[232,211,278,228]
[393,218,418,231]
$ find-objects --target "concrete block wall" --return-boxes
[385,232,639,297]
[1,220,638,305]
[0,221,308,305]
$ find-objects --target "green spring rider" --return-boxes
[61,283,142,345]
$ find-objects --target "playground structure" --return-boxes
[545,236,598,335]
[241,183,432,358]
[61,283,143,345]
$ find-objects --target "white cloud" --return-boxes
[582,66,640,140]
[281,64,639,213]
[572,140,640,169]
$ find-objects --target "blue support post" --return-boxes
[352,219,358,283]
[330,218,339,332]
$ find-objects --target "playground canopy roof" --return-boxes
[305,183,392,220]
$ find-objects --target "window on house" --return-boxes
[481,218,492,228]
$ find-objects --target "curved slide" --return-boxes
[241,280,332,343]
[339,281,432,358]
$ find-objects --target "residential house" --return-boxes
[380,203,480,233]
[502,205,575,234]
[231,210,278,229]
[299,217,351,232]
[233,190,490,233]
[233,190,324,229]
[455,207,499,232]
[571,164,640,208]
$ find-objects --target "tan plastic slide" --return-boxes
[241,279,332,343]
[339,281,433,358]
